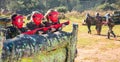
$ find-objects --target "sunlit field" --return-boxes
[62,13,120,62]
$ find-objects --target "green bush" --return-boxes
[55,6,68,13]
[96,3,117,10]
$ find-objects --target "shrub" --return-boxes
[59,13,66,19]
[65,11,81,19]
[55,6,68,13]
[96,3,117,11]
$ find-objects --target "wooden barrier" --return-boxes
[0,23,78,62]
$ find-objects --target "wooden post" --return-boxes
[66,23,78,62]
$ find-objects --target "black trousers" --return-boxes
[107,26,116,39]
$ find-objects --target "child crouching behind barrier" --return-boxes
[6,13,27,39]
[5,10,69,38]
[26,11,45,30]
[44,9,60,27]
[25,9,69,35]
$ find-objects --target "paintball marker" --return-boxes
[23,21,70,35]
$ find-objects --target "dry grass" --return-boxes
[64,11,120,62]
[81,10,113,16]
[65,10,113,20]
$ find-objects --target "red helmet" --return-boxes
[32,12,44,26]
[48,11,59,23]
[12,14,24,29]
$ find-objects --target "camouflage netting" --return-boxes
[0,24,78,62]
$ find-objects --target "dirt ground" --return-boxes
[75,33,120,62]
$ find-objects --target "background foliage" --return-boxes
[0,0,120,15]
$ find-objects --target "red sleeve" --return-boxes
[23,28,42,35]
[42,27,50,32]
[53,24,62,29]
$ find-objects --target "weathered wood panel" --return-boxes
[0,24,78,62]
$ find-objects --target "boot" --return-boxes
[88,30,91,34]
[97,30,100,35]
[107,32,110,39]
